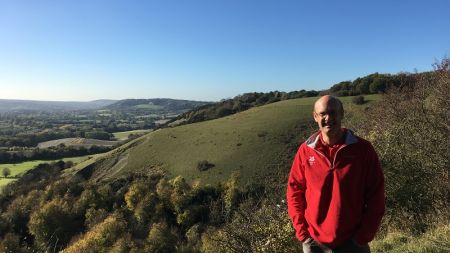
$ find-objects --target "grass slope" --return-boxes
[78,95,380,186]
[113,129,152,141]
[371,223,450,253]
[0,155,94,188]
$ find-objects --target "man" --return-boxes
[287,95,384,253]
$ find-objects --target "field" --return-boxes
[113,129,153,140]
[76,95,381,185]
[0,154,95,188]
[37,138,119,148]
[371,223,450,252]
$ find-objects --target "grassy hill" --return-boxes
[105,98,210,113]
[72,95,380,186]
[0,154,94,188]
[37,138,120,149]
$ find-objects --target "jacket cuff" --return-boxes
[297,230,310,242]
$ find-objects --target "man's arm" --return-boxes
[353,143,385,245]
[286,147,310,241]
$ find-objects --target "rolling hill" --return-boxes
[0,99,117,112]
[70,95,380,186]
[104,98,211,114]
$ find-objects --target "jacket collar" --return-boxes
[306,128,358,148]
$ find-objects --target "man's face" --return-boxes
[313,99,343,135]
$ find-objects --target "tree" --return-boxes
[2,167,11,178]
[354,58,449,233]
[145,222,178,252]
[62,214,127,253]
[28,199,81,251]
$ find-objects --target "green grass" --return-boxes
[113,129,152,140]
[371,223,450,253]
[0,154,94,187]
[0,178,17,187]
[81,95,381,185]
[134,104,164,110]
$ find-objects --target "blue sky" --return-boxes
[0,0,449,101]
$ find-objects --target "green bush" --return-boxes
[197,160,215,171]
[352,95,365,105]
[355,58,449,234]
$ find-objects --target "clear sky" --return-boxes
[0,0,449,102]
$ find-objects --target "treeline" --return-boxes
[0,161,298,252]
[0,145,112,164]
[165,70,431,127]
[325,71,431,96]
[0,129,114,148]
[166,90,319,126]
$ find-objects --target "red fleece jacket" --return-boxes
[287,129,385,248]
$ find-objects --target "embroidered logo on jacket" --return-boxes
[308,156,315,165]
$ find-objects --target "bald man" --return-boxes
[287,96,385,253]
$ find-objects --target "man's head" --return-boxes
[313,95,344,135]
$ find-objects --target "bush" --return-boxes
[352,95,365,105]
[28,199,81,251]
[354,58,449,234]
[62,214,127,253]
[2,167,11,178]
[201,198,301,253]
[197,160,215,171]
[145,222,178,252]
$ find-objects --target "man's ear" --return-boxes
[313,111,319,122]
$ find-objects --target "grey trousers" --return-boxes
[302,238,370,253]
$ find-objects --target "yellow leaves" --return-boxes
[124,181,148,211]
[62,214,127,253]
[224,171,240,212]
[28,198,77,250]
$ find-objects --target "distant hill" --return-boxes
[0,99,117,112]
[69,95,381,186]
[104,98,211,114]
[0,98,210,113]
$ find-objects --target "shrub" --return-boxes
[197,160,215,171]
[0,233,27,253]
[62,214,127,253]
[352,95,365,105]
[145,222,178,252]
[2,167,11,178]
[29,199,81,251]
[201,198,301,253]
[354,58,449,234]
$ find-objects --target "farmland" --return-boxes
[0,154,95,188]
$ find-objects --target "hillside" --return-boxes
[0,99,117,112]
[104,98,211,114]
[72,95,381,186]
[165,90,319,127]
[37,138,120,149]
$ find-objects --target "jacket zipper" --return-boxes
[311,144,348,170]
[331,145,348,168]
